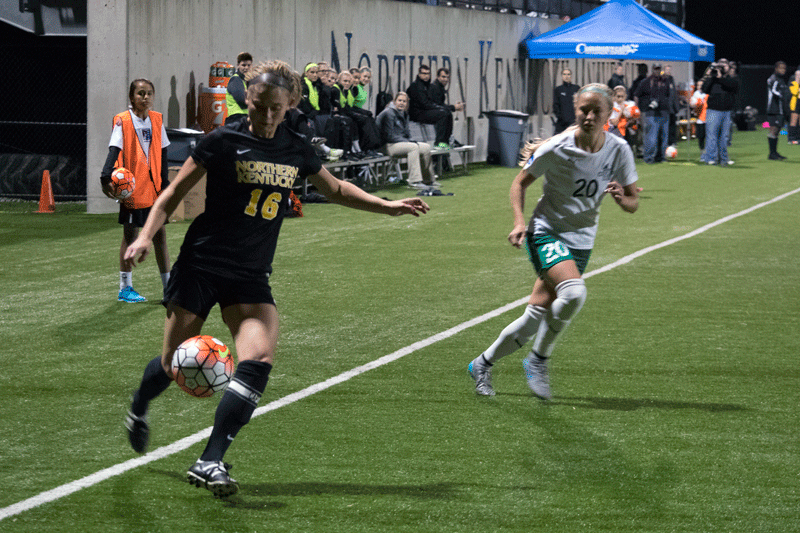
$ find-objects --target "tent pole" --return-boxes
[686,61,693,162]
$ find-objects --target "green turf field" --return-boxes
[1,130,798,532]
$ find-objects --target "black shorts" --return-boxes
[163,261,275,320]
[768,114,785,129]
[118,205,161,227]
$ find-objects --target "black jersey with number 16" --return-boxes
[177,120,322,278]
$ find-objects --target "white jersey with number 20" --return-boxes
[523,130,637,250]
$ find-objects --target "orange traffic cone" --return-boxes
[37,170,55,213]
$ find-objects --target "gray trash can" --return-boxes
[166,128,205,165]
[485,110,529,167]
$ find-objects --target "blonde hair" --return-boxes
[245,60,302,103]
[574,83,613,107]
[518,83,612,165]
[337,70,352,85]
[519,129,577,166]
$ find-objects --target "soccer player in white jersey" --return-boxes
[468,83,639,399]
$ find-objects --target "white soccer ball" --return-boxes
[665,146,678,159]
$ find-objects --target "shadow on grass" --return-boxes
[493,392,746,412]
[154,468,456,510]
[243,481,456,500]
[555,395,748,412]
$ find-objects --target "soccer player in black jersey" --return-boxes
[122,60,429,498]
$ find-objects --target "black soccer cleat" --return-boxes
[124,410,149,453]
[187,460,238,498]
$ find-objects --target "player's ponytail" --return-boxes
[518,125,578,166]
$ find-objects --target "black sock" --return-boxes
[200,360,272,462]
[131,356,172,417]
[768,137,777,155]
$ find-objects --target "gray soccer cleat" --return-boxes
[187,460,239,498]
[523,355,552,400]
[124,410,149,454]
[468,358,496,396]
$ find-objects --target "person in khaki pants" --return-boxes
[375,92,440,190]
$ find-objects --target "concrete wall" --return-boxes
[87,0,684,213]
[87,0,563,213]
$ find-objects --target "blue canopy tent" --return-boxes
[522,0,715,159]
[522,0,714,62]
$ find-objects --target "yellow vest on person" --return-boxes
[304,78,320,110]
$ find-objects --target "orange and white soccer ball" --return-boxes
[110,167,136,200]
[172,335,234,398]
[665,146,678,159]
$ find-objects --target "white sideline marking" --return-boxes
[2,185,799,521]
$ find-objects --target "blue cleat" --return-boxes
[118,286,147,303]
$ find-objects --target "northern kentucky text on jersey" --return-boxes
[236,160,298,188]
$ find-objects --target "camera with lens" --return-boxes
[709,63,722,76]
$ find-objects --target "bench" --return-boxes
[324,155,393,188]
[296,121,476,194]
[297,154,394,195]
[384,121,476,179]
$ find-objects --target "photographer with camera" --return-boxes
[700,58,738,165]
[634,63,671,163]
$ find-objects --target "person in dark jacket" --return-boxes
[430,68,464,113]
[634,64,671,163]
[225,52,252,125]
[700,58,739,165]
[299,63,322,121]
[628,63,648,101]
[375,92,439,189]
[607,63,626,93]
[766,61,790,160]
[552,68,580,134]
[406,64,453,149]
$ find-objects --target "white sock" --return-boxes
[161,272,170,290]
[120,271,132,291]
[531,279,587,358]
[480,304,546,364]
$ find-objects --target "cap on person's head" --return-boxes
[652,63,662,70]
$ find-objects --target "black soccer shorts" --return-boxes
[163,261,275,320]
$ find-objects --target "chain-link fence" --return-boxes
[0,29,87,200]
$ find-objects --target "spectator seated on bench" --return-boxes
[318,66,358,158]
[375,92,440,190]
[406,64,454,150]
[406,119,476,176]
[298,63,343,162]
[336,70,382,156]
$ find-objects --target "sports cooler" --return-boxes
[209,61,234,88]
[197,87,228,133]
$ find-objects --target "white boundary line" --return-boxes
[2,185,799,522]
